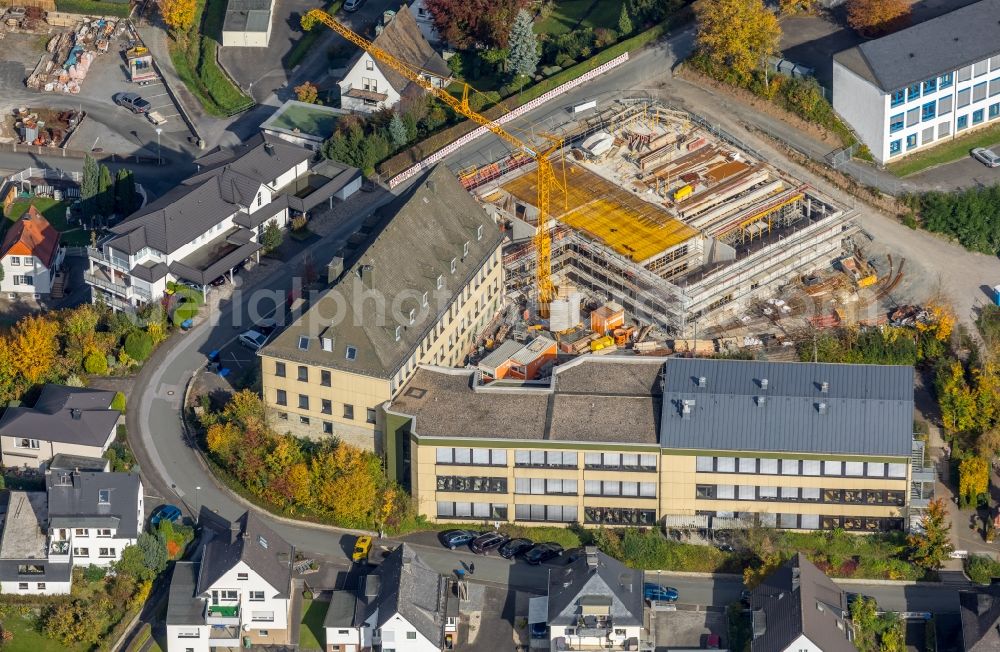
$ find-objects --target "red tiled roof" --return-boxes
[1,206,61,266]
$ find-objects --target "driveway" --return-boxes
[904,139,1000,191]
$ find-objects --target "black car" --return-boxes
[524,542,563,565]
[498,537,533,559]
[114,92,151,114]
[530,622,548,638]
[439,529,479,550]
[470,532,508,555]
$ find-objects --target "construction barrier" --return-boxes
[387,52,631,189]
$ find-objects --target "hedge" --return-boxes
[54,0,132,16]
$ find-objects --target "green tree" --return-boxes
[618,4,633,35]
[97,164,114,218]
[123,331,153,362]
[907,498,954,571]
[111,391,127,413]
[850,595,880,652]
[694,0,781,83]
[43,599,104,645]
[81,154,99,220]
[507,9,539,79]
[936,358,977,433]
[114,168,137,216]
[84,351,109,374]
[388,113,408,148]
[117,533,166,581]
[402,112,418,142]
[261,220,283,253]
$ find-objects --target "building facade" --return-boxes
[384,357,923,533]
[0,206,64,297]
[260,165,505,449]
[833,0,1000,164]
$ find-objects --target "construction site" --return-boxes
[456,100,887,358]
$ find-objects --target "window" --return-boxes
[249,591,265,601]
[276,389,287,406]
[300,416,310,425]
[73,547,89,556]
[738,458,756,473]
[974,81,988,103]
[274,362,285,377]
[890,90,905,107]
[974,108,985,124]
[907,83,920,101]
[436,275,444,290]
[96,529,112,537]
[991,102,1000,119]
[449,257,457,274]
[759,458,779,474]
[9,256,18,266]
[845,461,865,476]
[75,529,89,537]
[940,72,953,89]
[365,59,374,70]
[394,325,402,341]
[320,399,332,414]
[323,421,333,434]
[515,450,577,468]
[252,612,275,622]
[346,346,357,360]
[279,412,288,420]
[959,65,973,82]
[975,60,990,77]
[298,394,309,410]
[99,548,114,557]
[407,632,417,640]
[421,291,429,306]
[17,583,27,590]
[906,107,920,127]
[98,489,110,505]
[780,459,799,475]
[695,484,715,499]
[36,583,45,590]
[939,94,953,115]
[321,337,333,352]
[887,463,907,478]
[366,408,376,424]
[695,456,714,472]
[16,438,39,449]
[921,101,936,121]
[256,192,262,207]
[362,77,377,92]
[958,87,971,108]
[906,133,918,149]
[297,366,308,381]
[823,460,842,476]
[237,573,249,580]
[321,369,331,386]
[866,462,886,477]
[477,224,484,240]
[992,78,1000,97]
[298,336,309,351]
[889,113,904,133]
[922,78,937,94]
[716,457,736,472]
[802,460,821,476]
[343,404,354,419]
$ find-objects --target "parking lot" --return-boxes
[651,608,726,651]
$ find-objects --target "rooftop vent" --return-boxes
[697,376,707,388]
[820,381,829,393]
[760,378,769,390]
[817,402,828,414]
[681,399,695,419]
[263,142,274,155]
[70,408,81,420]
[755,396,766,407]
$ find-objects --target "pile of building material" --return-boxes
[9,107,83,147]
[26,17,118,93]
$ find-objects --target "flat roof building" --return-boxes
[221,0,274,47]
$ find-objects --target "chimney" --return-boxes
[358,264,374,288]
[755,396,766,407]
[585,546,598,572]
[263,142,275,155]
[681,399,695,419]
[71,408,81,420]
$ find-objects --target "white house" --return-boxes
[0,384,122,469]
[0,205,64,297]
[86,133,361,312]
[544,547,644,652]
[339,5,450,114]
[832,0,1000,164]
[324,544,457,652]
[0,471,143,596]
[165,511,294,651]
[408,0,441,44]
[749,553,855,652]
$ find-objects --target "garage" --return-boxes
[221,0,274,48]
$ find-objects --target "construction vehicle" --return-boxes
[306,8,564,311]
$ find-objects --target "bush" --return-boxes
[123,332,153,362]
[84,352,108,375]
[111,391,127,413]
[967,554,1000,584]
[83,564,107,582]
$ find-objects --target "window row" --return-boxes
[584,480,657,498]
[274,362,332,386]
[436,447,508,466]
[695,484,905,506]
[436,501,508,520]
[72,547,116,557]
[436,476,507,494]
[514,450,577,468]
[584,452,657,471]
[889,58,1000,108]
[16,583,46,591]
[515,478,578,495]
[583,507,656,526]
[514,504,578,523]
[273,391,375,423]
[890,102,1000,157]
[695,456,906,479]
[702,510,904,532]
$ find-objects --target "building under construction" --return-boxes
[469,101,854,336]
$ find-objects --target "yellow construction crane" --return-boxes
[305,8,562,308]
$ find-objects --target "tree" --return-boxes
[115,168,137,216]
[294,81,319,104]
[628,0,684,24]
[424,0,529,49]
[123,331,153,362]
[11,314,60,385]
[936,359,977,433]
[618,4,633,35]
[111,391,127,413]
[846,0,910,36]
[81,154,99,220]
[778,0,816,14]
[300,11,317,30]
[388,113,408,148]
[117,533,167,581]
[159,0,197,31]
[311,444,383,525]
[959,455,989,508]
[43,599,104,645]
[743,552,781,590]
[261,220,283,253]
[96,164,114,218]
[84,351,108,374]
[850,595,880,652]
[693,0,781,83]
[907,498,954,571]
[507,9,539,79]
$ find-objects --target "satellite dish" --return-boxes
[243,624,250,631]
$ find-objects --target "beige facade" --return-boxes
[0,430,116,469]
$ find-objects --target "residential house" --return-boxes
[0,206,64,297]
[165,511,294,651]
[543,547,644,652]
[0,384,121,469]
[338,5,450,113]
[86,133,361,311]
[832,0,1000,163]
[750,553,854,652]
[323,544,457,652]
[0,470,142,595]
[384,357,926,532]
[959,584,1000,651]
[259,164,505,449]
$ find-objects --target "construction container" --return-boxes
[590,302,625,335]
[590,336,614,352]
[612,327,634,346]
[673,184,693,202]
[857,274,877,288]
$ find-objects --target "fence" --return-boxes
[386,52,632,189]
[0,142,161,164]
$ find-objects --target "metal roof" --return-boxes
[660,359,914,457]
[223,0,272,32]
[477,340,522,374]
[835,0,1000,92]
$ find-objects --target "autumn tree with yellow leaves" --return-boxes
[159,0,198,32]
[959,455,990,508]
[846,0,910,37]
[693,0,781,84]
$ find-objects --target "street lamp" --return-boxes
[155,127,162,165]
[195,485,201,514]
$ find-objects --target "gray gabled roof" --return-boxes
[166,561,208,626]
[546,549,643,628]
[960,584,1000,651]
[750,554,854,652]
[358,5,450,94]
[197,511,293,598]
[660,359,914,457]
[261,164,503,379]
[834,0,1000,92]
[324,590,359,628]
[0,384,119,448]
[46,471,142,539]
[358,544,446,645]
[223,0,271,32]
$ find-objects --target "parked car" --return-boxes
[972,147,1000,167]
[530,622,548,638]
[254,316,278,335]
[352,535,372,562]
[113,92,151,114]
[643,582,679,602]
[343,0,364,10]
[470,532,508,555]
[238,329,269,351]
[523,542,563,565]
[150,504,182,527]
[439,529,479,550]
[498,537,533,559]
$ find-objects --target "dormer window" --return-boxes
[477,225,484,240]
[258,536,268,549]
[450,258,457,274]
[394,326,402,341]
[421,291,428,307]
[321,336,333,352]
[98,489,110,505]
[256,192,262,207]
[436,275,443,290]
[463,241,469,257]
[408,309,415,324]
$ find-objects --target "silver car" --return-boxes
[238,329,269,351]
[972,147,1000,167]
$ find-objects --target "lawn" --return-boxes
[2,609,88,652]
[5,197,90,246]
[299,599,326,651]
[887,122,1000,177]
[54,0,131,17]
[536,0,625,36]
[269,104,341,138]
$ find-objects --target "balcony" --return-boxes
[205,604,240,626]
[88,247,130,272]
[208,626,241,647]
[49,540,70,556]
[85,271,130,297]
